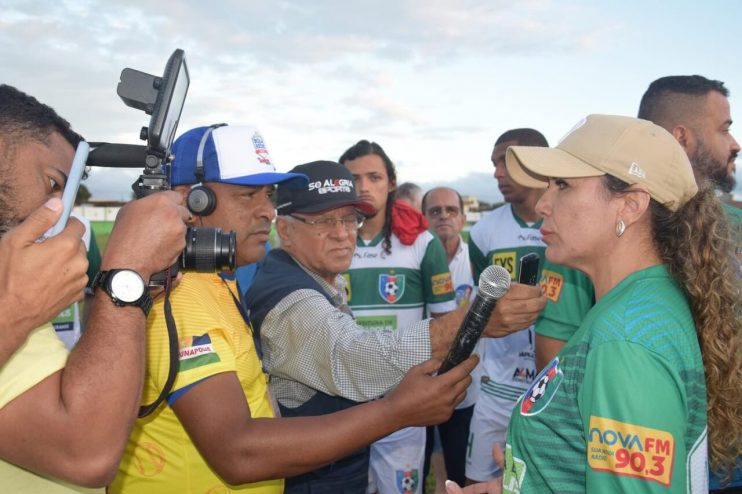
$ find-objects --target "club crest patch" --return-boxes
[395,467,419,493]
[379,273,405,303]
[454,283,473,307]
[520,356,562,416]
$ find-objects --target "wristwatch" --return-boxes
[93,269,153,316]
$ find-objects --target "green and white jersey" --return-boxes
[471,203,594,344]
[468,204,545,404]
[534,260,594,342]
[344,230,455,331]
[469,204,545,283]
[504,265,708,494]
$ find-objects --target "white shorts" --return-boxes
[465,395,515,482]
[367,426,425,494]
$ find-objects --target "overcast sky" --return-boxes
[3,0,741,203]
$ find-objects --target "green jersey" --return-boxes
[504,265,707,493]
[345,230,455,330]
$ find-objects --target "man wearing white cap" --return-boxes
[111,125,480,494]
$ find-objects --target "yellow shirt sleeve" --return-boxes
[0,322,68,409]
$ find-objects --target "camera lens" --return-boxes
[180,227,236,272]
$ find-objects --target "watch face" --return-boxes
[110,270,146,303]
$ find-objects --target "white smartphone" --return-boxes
[48,141,90,237]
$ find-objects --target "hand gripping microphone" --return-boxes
[438,265,511,374]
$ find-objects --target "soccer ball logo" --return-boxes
[385,281,398,297]
[396,468,419,493]
[379,274,405,303]
[520,357,562,416]
[401,475,415,491]
[529,374,549,403]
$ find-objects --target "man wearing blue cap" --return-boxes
[111,125,479,494]
[247,160,548,494]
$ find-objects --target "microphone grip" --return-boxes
[438,295,497,374]
[87,143,149,168]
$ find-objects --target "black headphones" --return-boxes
[186,123,228,216]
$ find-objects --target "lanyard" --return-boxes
[220,277,265,370]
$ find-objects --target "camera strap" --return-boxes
[139,269,180,418]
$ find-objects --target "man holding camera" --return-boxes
[245,160,547,493]
[111,124,480,494]
[0,85,189,493]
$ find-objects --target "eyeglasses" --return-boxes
[426,206,461,217]
[289,213,365,233]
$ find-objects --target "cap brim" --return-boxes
[221,172,308,187]
[294,199,377,217]
[506,146,605,188]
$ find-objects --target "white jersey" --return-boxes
[448,237,481,409]
[347,229,455,494]
[468,204,545,411]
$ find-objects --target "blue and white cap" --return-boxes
[170,125,307,187]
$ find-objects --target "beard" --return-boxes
[691,140,736,193]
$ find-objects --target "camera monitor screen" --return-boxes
[148,49,189,157]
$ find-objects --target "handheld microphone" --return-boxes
[438,265,511,374]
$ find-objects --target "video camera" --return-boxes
[87,49,236,284]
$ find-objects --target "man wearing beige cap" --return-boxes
[488,114,740,493]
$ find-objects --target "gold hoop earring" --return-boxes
[615,217,626,237]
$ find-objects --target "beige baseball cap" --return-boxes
[505,114,698,211]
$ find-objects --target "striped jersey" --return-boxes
[344,230,456,330]
[504,265,707,493]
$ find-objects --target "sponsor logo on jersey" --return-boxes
[539,269,564,303]
[178,334,220,371]
[395,467,419,494]
[588,416,674,487]
[517,233,542,242]
[492,251,517,278]
[342,273,351,301]
[512,367,536,383]
[520,357,562,416]
[431,272,453,296]
[379,273,405,303]
[356,314,398,331]
[308,178,355,194]
[502,443,527,494]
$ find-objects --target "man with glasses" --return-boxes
[111,129,478,494]
[247,160,547,493]
[422,186,478,487]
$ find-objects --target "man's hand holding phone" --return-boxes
[0,197,88,345]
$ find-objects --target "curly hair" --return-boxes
[605,175,742,480]
[338,139,397,254]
